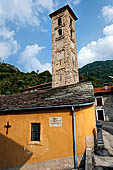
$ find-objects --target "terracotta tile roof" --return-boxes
[0,81,94,112]
[94,86,113,94]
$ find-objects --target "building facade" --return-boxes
[94,85,113,121]
[49,5,79,88]
[0,81,96,169]
[0,5,97,170]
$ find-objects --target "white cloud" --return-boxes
[0,27,19,61]
[0,28,15,39]
[65,0,81,6]
[72,0,81,5]
[0,0,38,26]
[0,0,55,62]
[102,5,113,23]
[18,44,52,73]
[103,24,113,36]
[78,24,113,68]
[78,5,113,68]
[34,0,54,13]
[0,0,54,27]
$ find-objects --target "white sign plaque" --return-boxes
[49,117,62,127]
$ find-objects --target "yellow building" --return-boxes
[0,81,96,169]
[0,5,96,170]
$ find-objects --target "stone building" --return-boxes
[49,5,79,88]
[94,85,113,121]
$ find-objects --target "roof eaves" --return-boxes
[49,5,78,20]
[0,102,94,113]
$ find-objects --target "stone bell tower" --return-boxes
[49,5,79,88]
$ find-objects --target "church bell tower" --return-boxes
[49,5,79,88]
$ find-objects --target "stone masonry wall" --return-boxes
[103,94,113,121]
[95,94,113,121]
[51,7,79,88]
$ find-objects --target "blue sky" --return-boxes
[0,0,113,73]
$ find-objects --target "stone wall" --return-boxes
[95,93,113,121]
[51,7,79,88]
[103,94,113,121]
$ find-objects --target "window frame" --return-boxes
[70,18,72,27]
[31,123,40,142]
[95,96,104,106]
[28,121,42,145]
[96,109,105,121]
[58,17,62,26]
[58,29,63,36]
[70,28,73,38]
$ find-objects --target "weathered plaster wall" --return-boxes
[0,109,73,168]
[0,105,96,169]
[76,104,96,155]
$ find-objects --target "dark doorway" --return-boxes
[97,110,104,121]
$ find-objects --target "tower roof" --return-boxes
[49,5,78,21]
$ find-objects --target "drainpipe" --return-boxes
[72,106,77,169]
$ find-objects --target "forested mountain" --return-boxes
[79,60,113,87]
[0,62,52,95]
[1,60,113,95]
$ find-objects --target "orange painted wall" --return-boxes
[0,104,96,168]
[75,104,96,156]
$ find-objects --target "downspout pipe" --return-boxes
[72,106,77,169]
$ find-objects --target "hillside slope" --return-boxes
[0,62,52,95]
[1,60,113,95]
[79,60,113,85]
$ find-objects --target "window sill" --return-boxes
[27,141,42,146]
[56,35,64,41]
[54,24,65,30]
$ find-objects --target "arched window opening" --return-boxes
[58,17,62,26]
[70,18,72,26]
[58,29,62,36]
[70,29,73,38]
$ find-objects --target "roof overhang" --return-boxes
[49,5,78,21]
[0,102,94,113]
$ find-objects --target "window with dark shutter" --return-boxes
[58,29,62,36]
[58,17,62,26]
[31,123,40,141]
[70,29,73,38]
[70,18,72,26]
[96,97,103,106]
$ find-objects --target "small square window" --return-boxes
[31,123,40,141]
[96,97,103,106]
